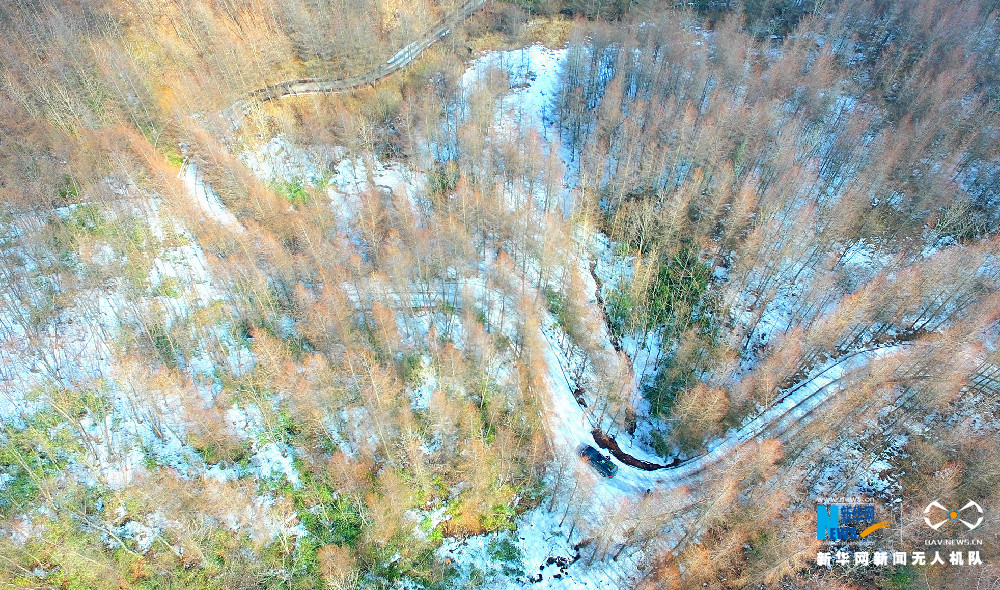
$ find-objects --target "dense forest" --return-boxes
[1,0,999,588]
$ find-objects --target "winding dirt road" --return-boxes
[208,0,902,499]
[226,0,486,121]
[538,315,905,496]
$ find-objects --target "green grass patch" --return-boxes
[0,408,84,517]
[166,152,185,168]
[882,566,916,588]
[149,322,178,369]
[646,246,711,335]
[542,285,567,327]
[489,533,524,577]
[293,484,364,549]
[398,352,424,385]
[605,283,635,341]
[648,429,671,457]
[272,181,310,205]
[429,161,459,198]
[488,535,521,563]
[153,277,182,298]
[58,175,80,201]
[479,503,516,533]
[68,204,112,238]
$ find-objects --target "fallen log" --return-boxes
[591,428,684,471]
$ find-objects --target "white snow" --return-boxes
[252,441,301,488]
[0,31,943,584]
[408,355,436,410]
[178,159,244,231]
[462,44,566,132]
[440,503,644,589]
[239,136,343,184]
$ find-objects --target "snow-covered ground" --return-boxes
[240,135,430,240]
[178,159,244,231]
[439,503,644,589]
[433,44,921,586]
[0,165,312,550]
[462,44,565,134]
[0,33,934,587]
[462,44,579,216]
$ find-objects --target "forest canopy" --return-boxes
[1,0,999,588]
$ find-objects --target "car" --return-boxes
[579,444,618,478]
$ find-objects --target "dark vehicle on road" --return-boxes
[579,444,618,478]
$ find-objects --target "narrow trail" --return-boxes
[225,0,487,121]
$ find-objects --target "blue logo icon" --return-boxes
[817,504,889,540]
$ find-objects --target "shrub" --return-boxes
[542,285,566,326]
[605,283,633,340]
[154,276,182,298]
[273,181,309,205]
[487,535,521,563]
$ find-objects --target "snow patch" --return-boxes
[178,160,243,231]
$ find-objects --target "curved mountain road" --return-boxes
[209,0,900,497]
[538,318,904,496]
[179,156,902,502]
[225,0,486,122]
